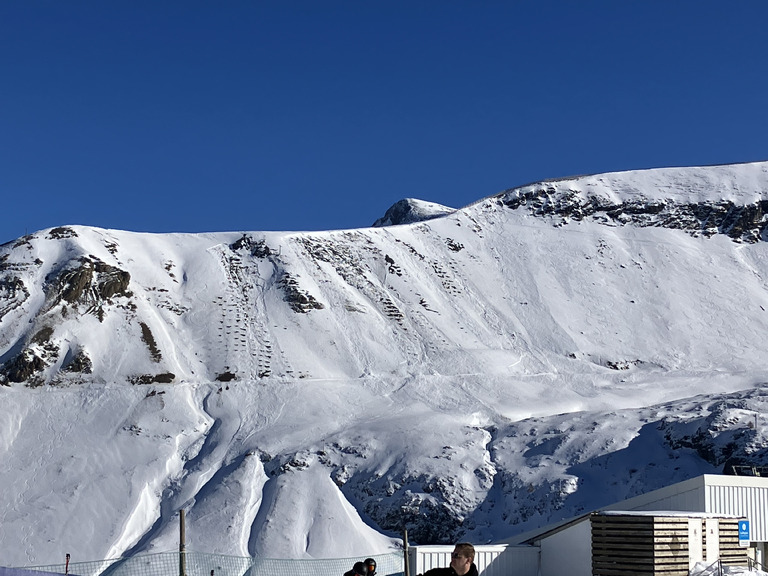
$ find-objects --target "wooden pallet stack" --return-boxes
[591,513,747,576]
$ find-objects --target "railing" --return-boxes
[690,556,768,575]
[748,556,768,573]
[730,465,768,477]
[13,551,405,576]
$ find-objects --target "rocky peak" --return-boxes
[372,198,455,227]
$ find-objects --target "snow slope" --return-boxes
[1,161,768,565]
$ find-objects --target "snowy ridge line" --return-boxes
[462,160,768,210]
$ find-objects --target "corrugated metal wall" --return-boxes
[706,484,768,541]
[409,545,539,576]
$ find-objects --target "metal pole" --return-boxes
[403,528,410,576]
[179,510,187,576]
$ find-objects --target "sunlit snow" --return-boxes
[2,162,768,566]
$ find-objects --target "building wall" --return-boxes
[489,475,768,574]
[705,484,768,542]
[485,546,539,576]
[539,520,591,576]
[601,475,768,546]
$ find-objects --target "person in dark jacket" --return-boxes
[343,561,368,576]
[364,558,377,576]
[422,543,478,576]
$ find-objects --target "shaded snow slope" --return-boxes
[2,161,768,565]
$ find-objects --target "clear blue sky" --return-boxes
[1,1,767,244]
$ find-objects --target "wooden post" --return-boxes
[179,510,187,576]
[403,528,410,576]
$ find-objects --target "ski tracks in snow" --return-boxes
[207,244,294,381]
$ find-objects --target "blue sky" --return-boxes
[1,2,767,244]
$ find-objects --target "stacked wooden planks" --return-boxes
[591,514,747,575]
[716,519,749,567]
[592,514,690,576]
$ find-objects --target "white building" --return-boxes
[600,474,768,567]
[411,474,768,576]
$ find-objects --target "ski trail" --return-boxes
[209,242,299,380]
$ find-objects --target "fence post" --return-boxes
[403,528,410,576]
[179,510,187,576]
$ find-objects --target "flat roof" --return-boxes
[597,510,743,519]
[603,474,768,512]
[497,474,768,545]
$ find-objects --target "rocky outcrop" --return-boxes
[1,349,46,385]
[63,350,93,374]
[660,395,768,471]
[47,226,79,239]
[0,324,61,385]
[277,272,324,313]
[139,322,162,362]
[130,372,175,385]
[0,276,28,323]
[230,234,273,258]
[45,257,131,306]
[373,198,455,227]
[499,185,768,243]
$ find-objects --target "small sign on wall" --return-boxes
[739,520,750,547]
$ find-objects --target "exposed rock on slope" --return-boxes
[46,256,131,306]
[500,183,768,242]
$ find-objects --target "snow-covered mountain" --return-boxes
[2,161,768,566]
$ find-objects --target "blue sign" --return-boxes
[739,520,750,543]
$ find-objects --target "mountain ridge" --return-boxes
[2,161,768,565]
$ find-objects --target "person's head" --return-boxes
[353,562,368,576]
[449,543,475,576]
[364,558,376,576]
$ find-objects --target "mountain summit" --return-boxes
[372,198,455,227]
[2,161,768,565]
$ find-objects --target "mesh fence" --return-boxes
[15,551,405,576]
